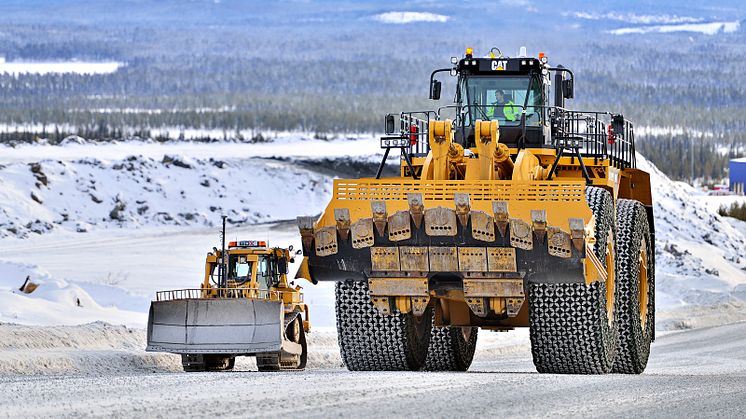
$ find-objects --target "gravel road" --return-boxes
[2,322,745,418]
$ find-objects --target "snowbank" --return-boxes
[0,322,178,376]
[0,155,332,238]
[0,323,530,376]
[638,155,746,312]
[0,261,147,327]
[0,323,345,376]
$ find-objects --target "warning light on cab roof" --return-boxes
[229,240,267,248]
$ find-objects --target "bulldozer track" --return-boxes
[336,280,431,371]
[612,199,655,374]
[528,186,619,374]
[257,311,307,372]
[425,326,478,371]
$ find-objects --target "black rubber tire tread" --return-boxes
[612,199,655,374]
[335,279,432,371]
[528,186,619,374]
[425,326,478,371]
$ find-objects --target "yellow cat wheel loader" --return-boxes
[297,47,654,374]
[147,217,310,372]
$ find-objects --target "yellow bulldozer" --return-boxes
[297,47,654,374]
[147,218,310,372]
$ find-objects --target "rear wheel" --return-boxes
[528,186,619,374]
[425,326,478,371]
[336,280,432,371]
[612,199,654,374]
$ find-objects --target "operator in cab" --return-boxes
[487,89,520,122]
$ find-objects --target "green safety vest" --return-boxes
[487,100,519,121]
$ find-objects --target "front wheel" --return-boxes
[612,199,655,374]
[528,186,619,374]
[336,280,432,371]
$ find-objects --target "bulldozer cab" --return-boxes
[214,243,290,290]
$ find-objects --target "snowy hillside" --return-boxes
[0,139,745,330]
[0,136,384,238]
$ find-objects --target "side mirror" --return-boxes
[278,257,288,275]
[385,114,396,134]
[563,79,574,99]
[429,79,442,100]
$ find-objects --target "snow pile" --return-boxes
[0,155,331,238]
[0,322,533,375]
[0,322,179,376]
[0,261,147,327]
[610,20,740,35]
[638,156,746,328]
[372,12,449,24]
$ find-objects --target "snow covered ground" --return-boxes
[2,322,746,418]
[0,137,745,332]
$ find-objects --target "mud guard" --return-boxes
[146,299,283,355]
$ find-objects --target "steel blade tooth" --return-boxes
[334,208,351,241]
[454,192,471,228]
[407,193,425,229]
[371,200,388,238]
[492,200,509,237]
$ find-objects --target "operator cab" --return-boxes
[211,240,288,290]
[424,48,574,151]
[454,51,549,148]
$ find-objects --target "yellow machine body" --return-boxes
[299,119,651,330]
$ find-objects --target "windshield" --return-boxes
[227,254,253,283]
[459,76,542,127]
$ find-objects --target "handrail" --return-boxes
[154,288,303,302]
[384,105,636,170]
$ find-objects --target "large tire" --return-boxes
[528,186,619,374]
[612,199,654,374]
[425,326,478,371]
[336,280,432,371]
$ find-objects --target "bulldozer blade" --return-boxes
[146,299,283,355]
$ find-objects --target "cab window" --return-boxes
[459,75,542,127]
[227,254,253,283]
